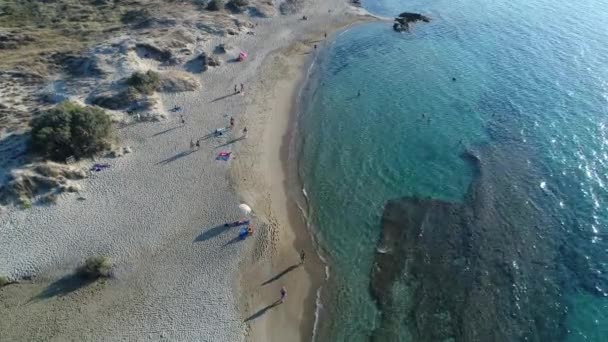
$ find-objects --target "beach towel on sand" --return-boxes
[90,163,110,172]
[216,152,231,161]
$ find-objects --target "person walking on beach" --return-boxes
[230,116,235,129]
[180,114,185,125]
[280,286,287,303]
[234,84,238,93]
[243,126,248,138]
[240,83,245,94]
[299,249,306,265]
[195,139,200,149]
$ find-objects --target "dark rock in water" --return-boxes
[370,142,573,341]
[398,12,431,23]
[393,12,431,32]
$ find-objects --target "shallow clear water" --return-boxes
[299,0,608,340]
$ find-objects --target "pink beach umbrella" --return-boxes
[238,51,247,61]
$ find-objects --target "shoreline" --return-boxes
[233,16,377,342]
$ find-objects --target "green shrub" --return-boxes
[206,0,224,11]
[30,102,114,161]
[20,197,32,209]
[126,70,160,95]
[80,256,112,278]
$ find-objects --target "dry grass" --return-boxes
[0,0,191,71]
[0,1,119,71]
[1,161,88,206]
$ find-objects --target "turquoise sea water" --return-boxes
[298,0,608,340]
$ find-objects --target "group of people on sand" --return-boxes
[275,250,306,304]
[234,83,245,95]
[187,115,248,151]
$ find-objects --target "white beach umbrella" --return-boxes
[239,203,252,216]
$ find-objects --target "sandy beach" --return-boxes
[0,0,375,340]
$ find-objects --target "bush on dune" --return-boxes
[30,102,114,161]
[79,256,112,278]
[126,70,160,95]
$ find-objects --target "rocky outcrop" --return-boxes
[398,12,431,22]
[185,52,221,73]
[393,12,431,32]
[215,43,232,54]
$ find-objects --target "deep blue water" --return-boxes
[299,0,608,340]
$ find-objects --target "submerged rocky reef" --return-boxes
[369,136,607,341]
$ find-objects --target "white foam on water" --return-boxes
[311,286,324,342]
